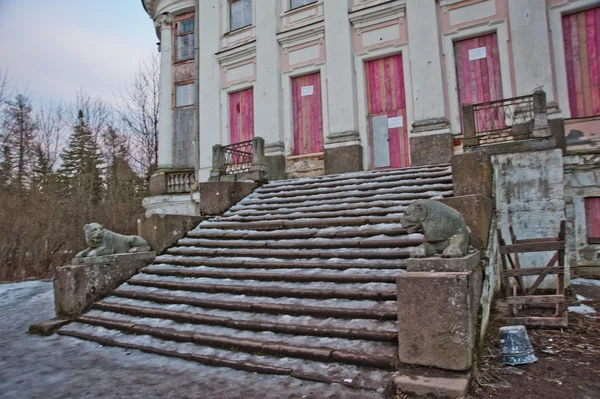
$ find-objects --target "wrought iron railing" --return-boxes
[471,94,534,144]
[223,139,253,175]
[166,169,195,193]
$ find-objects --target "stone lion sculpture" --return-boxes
[75,223,151,258]
[401,199,471,258]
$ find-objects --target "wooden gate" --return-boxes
[291,72,324,155]
[499,221,567,327]
[454,33,504,132]
[229,87,254,144]
[365,54,409,169]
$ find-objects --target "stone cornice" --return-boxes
[349,0,406,33]
[154,13,173,29]
[215,41,257,69]
[276,22,325,50]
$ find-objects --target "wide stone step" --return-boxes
[165,246,413,260]
[141,267,398,283]
[126,278,396,301]
[153,255,407,270]
[175,236,423,250]
[197,215,404,231]
[261,164,451,191]
[219,206,407,222]
[92,301,398,342]
[113,289,398,320]
[186,224,410,240]
[58,323,392,390]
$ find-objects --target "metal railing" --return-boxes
[223,139,253,175]
[166,169,195,193]
[462,90,549,148]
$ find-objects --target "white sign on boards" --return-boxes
[468,47,487,61]
[301,86,314,96]
[387,116,403,129]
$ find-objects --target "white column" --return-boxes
[406,0,448,131]
[323,0,358,137]
[198,1,221,182]
[155,14,174,169]
[255,4,283,146]
[508,0,555,101]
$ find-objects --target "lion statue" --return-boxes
[401,199,471,258]
[75,223,151,258]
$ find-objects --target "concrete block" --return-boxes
[393,368,472,398]
[440,195,493,250]
[407,251,481,272]
[409,133,453,166]
[324,145,363,175]
[266,154,287,180]
[54,252,155,317]
[138,214,203,254]
[451,152,492,197]
[198,181,257,216]
[28,318,70,336]
[397,268,482,371]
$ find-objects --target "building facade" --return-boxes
[141,0,600,270]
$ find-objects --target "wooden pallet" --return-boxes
[499,221,567,327]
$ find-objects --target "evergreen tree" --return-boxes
[0,145,12,188]
[57,110,104,207]
[2,94,36,189]
[31,143,54,193]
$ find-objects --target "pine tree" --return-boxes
[57,110,104,207]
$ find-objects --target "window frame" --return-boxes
[175,82,195,108]
[229,0,253,32]
[175,17,195,62]
[289,0,317,10]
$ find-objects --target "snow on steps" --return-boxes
[58,164,453,393]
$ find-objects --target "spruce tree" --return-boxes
[2,94,36,189]
[57,110,103,207]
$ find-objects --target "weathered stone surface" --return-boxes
[266,154,287,180]
[396,268,482,371]
[324,145,363,175]
[409,133,453,166]
[138,214,203,254]
[54,252,155,317]
[148,171,167,196]
[440,195,493,250]
[393,368,471,398]
[198,181,257,216]
[75,223,151,258]
[407,251,481,272]
[28,317,70,336]
[286,154,325,179]
[401,200,471,258]
[451,152,492,197]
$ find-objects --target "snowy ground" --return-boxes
[0,280,385,399]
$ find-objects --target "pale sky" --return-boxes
[0,0,157,106]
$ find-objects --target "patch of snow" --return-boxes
[571,278,600,287]
[568,304,597,316]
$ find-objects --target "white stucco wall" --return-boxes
[492,149,566,287]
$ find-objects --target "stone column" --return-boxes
[155,14,174,170]
[406,0,453,166]
[255,4,286,180]
[323,0,362,174]
[508,0,555,102]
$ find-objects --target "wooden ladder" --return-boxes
[499,221,567,327]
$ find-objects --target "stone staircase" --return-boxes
[58,164,453,392]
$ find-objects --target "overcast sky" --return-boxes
[0,0,157,106]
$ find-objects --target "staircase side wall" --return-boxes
[492,149,566,288]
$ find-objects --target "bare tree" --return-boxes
[0,69,10,106]
[36,100,68,171]
[117,53,160,177]
[72,89,114,138]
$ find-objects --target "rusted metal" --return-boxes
[471,94,534,145]
[223,139,253,175]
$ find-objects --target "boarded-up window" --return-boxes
[563,7,600,118]
[176,17,195,61]
[229,88,254,144]
[175,84,194,107]
[292,73,323,155]
[585,197,600,244]
[230,0,252,31]
[290,0,316,9]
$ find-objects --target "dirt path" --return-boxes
[0,280,384,399]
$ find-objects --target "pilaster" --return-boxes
[155,13,174,169]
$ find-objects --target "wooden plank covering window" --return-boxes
[365,54,409,169]
[291,72,323,155]
[563,6,600,118]
[454,33,503,132]
[585,197,600,243]
[229,88,254,144]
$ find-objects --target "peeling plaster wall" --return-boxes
[492,149,566,287]
[564,153,600,274]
